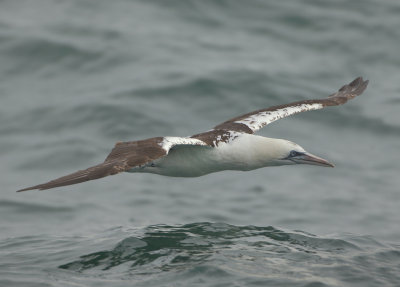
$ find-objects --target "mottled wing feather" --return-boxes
[17,137,207,192]
[214,77,368,133]
[191,130,242,147]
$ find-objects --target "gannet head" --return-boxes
[265,138,334,168]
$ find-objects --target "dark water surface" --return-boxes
[1,0,400,286]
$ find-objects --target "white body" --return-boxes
[129,134,299,177]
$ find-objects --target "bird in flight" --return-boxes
[17,77,368,192]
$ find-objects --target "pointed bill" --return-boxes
[295,153,334,167]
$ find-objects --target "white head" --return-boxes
[260,138,334,168]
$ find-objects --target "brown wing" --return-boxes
[17,137,208,192]
[16,161,131,192]
[16,137,166,192]
[213,77,369,133]
[17,137,166,192]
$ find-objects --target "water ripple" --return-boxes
[58,222,399,286]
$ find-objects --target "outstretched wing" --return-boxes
[17,137,207,192]
[213,77,369,134]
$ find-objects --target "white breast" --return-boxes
[139,145,221,177]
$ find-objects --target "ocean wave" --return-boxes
[58,222,399,286]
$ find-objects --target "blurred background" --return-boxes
[1,0,399,286]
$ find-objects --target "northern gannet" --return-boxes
[17,77,368,192]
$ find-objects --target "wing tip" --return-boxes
[329,76,369,103]
[339,76,368,90]
[16,162,126,193]
[350,76,369,94]
[16,185,43,192]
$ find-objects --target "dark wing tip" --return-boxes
[16,162,124,192]
[337,76,368,93]
[17,186,34,192]
[17,184,46,192]
[348,76,369,94]
[327,77,368,105]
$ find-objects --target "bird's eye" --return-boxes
[289,150,302,157]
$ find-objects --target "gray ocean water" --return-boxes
[1,0,400,286]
